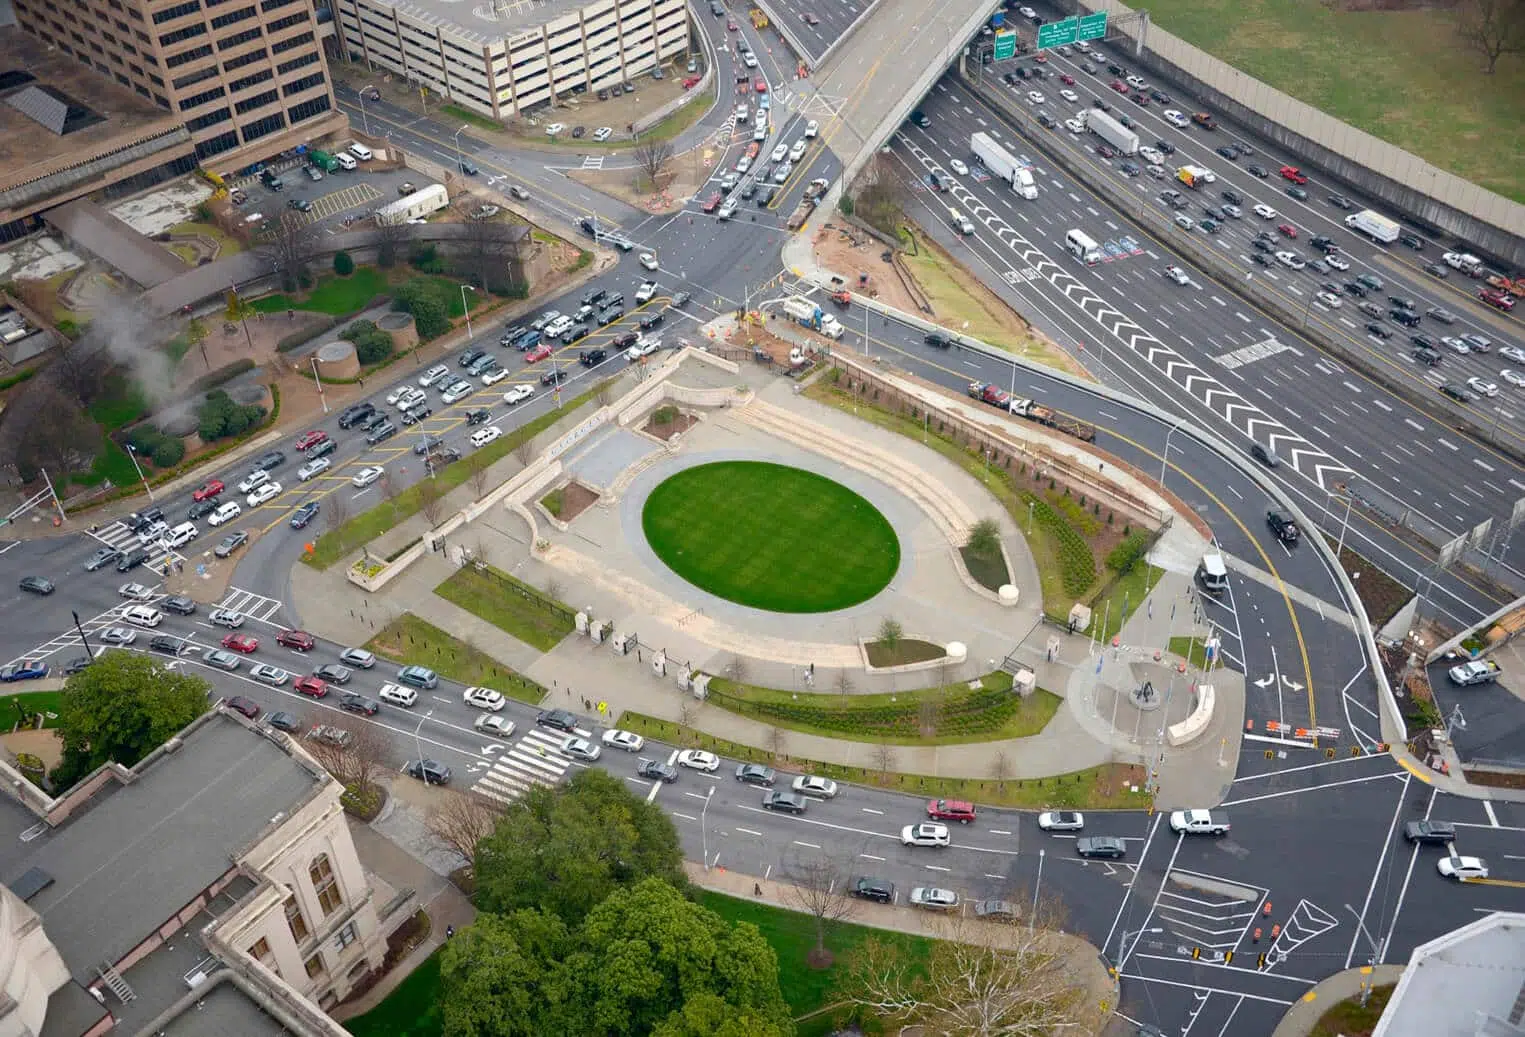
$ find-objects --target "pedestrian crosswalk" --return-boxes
[581,155,605,170]
[471,728,576,805]
[217,586,284,623]
[5,597,164,667]
[91,520,184,575]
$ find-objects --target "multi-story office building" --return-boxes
[334,0,690,120]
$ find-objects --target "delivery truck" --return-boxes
[1084,109,1139,156]
[1176,165,1213,189]
[970,132,1038,199]
[1344,209,1401,245]
[308,150,340,173]
[374,183,449,226]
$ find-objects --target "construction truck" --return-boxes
[970,132,1039,198]
[786,197,815,230]
[1486,274,1525,295]
[1009,398,1097,442]
[967,382,1012,410]
[308,150,340,173]
[749,7,768,28]
[1176,165,1212,189]
[781,296,843,338]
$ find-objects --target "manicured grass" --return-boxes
[863,638,945,668]
[697,890,934,1022]
[433,564,575,654]
[1137,0,1525,203]
[364,613,546,704]
[343,950,443,1037]
[87,373,149,430]
[1168,635,1209,669]
[540,487,564,517]
[305,379,611,569]
[1309,983,1393,1037]
[73,433,142,489]
[641,461,901,613]
[1,690,64,729]
[252,267,390,316]
[960,544,1010,591]
[1087,563,1163,644]
[441,103,501,132]
[618,710,1150,809]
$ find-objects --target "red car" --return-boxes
[277,629,316,651]
[755,78,768,93]
[701,192,723,213]
[802,11,819,25]
[524,343,553,364]
[1480,288,1515,311]
[192,480,224,502]
[1110,79,1128,93]
[1277,223,1298,239]
[222,633,259,653]
[294,675,328,698]
[682,75,700,89]
[1060,73,1075,85]
[726,18,737,30]
[927,799,977,824]
[295,430,328,451]
[1033,53,1047,63]
[1278,165,1308,185]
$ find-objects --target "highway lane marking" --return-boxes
[988,828,1013,835]
[1474,457,1495,470]
[793,841,822,849]
[671,811,697,822]
[732,805,1020,855]
[860,853,885,861]
[1116,971,1292,1006]
[924,864,951,872]
[1220,770,1402,807]
[859,807,884,814]
[1437,437,1459,451]
[1345,771,1413,969]
[736,827,764,837]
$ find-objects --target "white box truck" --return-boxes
[1084,109,1139,156]
[970,132,1038,200]
[375,183,449,226]
[1344,209,1400,244]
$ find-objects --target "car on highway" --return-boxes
[1038,811,1085,832]
[638,758,678,782]
[277,629,315,651]
[1059,89,1077,103]
[1247,164,1269,177]
[1064,117,1085,133]
[475,714,516,738]
[677,749,720,771]
[902,822,952,847]
[1367,323,1393,340]
[311,664,351,685]
[1464,334,1493,352]
[204,650,242,671]
[1438,855,1489,880]
[1027,90,1045,104]
[297,457,331,481]
[340,648,376,669]
[909,887,960,910]
[792,775,838,798]
[1480,288,1516,311]
[214,531,248,558]
[192,479,225,502]
[221,633,259,653]
[1162,265,1190,286]
[247,482,282,507]
[1504,346,1525,365]
[928,799,976,823]
[1316,291,1342,308]
[762,790,808,814]
[1327,193,1354,209]
[339,692,380,716]
[1076,836,1128,858]
[736,763,777,787]
[602,729,644,752]
[1163,109,1189,127]
[1325,254,1350,270]
[1277,222,1298,238]
[1275,251,1306,270]
[1252,204,1277,221]
[251,664,290,686]
[1441,336,1471,354]
[536,708,579,732]
[1468,377,1500,398]
[294,675,328,699]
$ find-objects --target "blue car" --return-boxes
[290,501,321,529]
[513,329,542,351]
[0,659,50,681]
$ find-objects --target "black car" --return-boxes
[762,790,807,813]
[736,763,777,787]
[62,656,93,676]
[1247,164,1268,178]
[1310,235,1334,252]
[1344,281,1368,297]
[466,408,492,426]
[338,402,376,429]
[1075,836,1127,859]
[340,693,381,716]
[1154,139,1174,155]
[254,450,286,471]
[851,877,896,903]
[1400,234,1424,250]
[1266,509,1299,545]
[405,759,452,784]
[500,324,528,345]
[366,421,398,445]
[638,311,664,331]
[756,186,777,206]
[19,576,54,595]
[611,330,639,350]
[540,368,568,387]
[1411,334,1437,350]
[84,546,120,571]
[561,323,591,344]
[597,305,624,326]
[1251,253,1271,267]
[637,758,679,783]
[1390,309,1421,328]
[1252,239,1274,253]
[1439,383,1472,402]
[149,635,185,655]
[459,160,479,176]
[582,287,610,308]
[1221,189,1243,205]
[399,404,432,426]
[127,507,165,533]
[187,498,219,520]
[670,291,692,309]
[290,501,321,529]
[268,711,301,732]
[116,547,150,572]
[1424,263,1450,279]
[313,664,353,684]
[1403,820,1457,845]
[1150,89,1171,104]
[161,595,196,615]
[1413,347,1442,367]
[579,348,607,367]
[537,708,579,732]
[458,348,487,368]
[1214,145,1238,161]
[1366,323,1393,340]
[909,109,929,127]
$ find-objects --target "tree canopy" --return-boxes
[474,767,688,923]
[54,649,211,786]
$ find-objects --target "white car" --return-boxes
[545,122,566,136]
[1501,346,1525,365]
[246,482,282,507]
[1441,336,1470,354]
[1503,369,1525,388]
[1253,204,1278,220]
[1139,146,1163,164]
[1162,265,1190,286]
[626,338,660,361]
[210,608,244,628]
[1164,109,1190,128]
[441,380,474,404]
[1468,376,1500,398]
[743,51,758,68]
[1037,811,1085,832]
[394,388,426,411]
[503,384,536,405]
[122,604,163,628]
[639,253,659,271]
[1316,291,1342,308]
[385,385,415,406]
[601,729,645,752]
[481,367,509,386]
[475,714,516,738]
[419,364,450,387]
[251,663,290,686]
[1275,251,1305,270]
[118,582,155,601]
[543,316,574,337]
[1325,254,1350,270]
[352,466,384,488]
[735,155,752,174]
[1059,89,1078,103]
[463,685,506,711]
[1173,214,1195,231]
[236,470,269,494]
[298,457,331,481]
[1125,74,1147,89]
[909,887,960,910]
[791,775,838,798]
[788,139,808,162]
[1221,204,1243,218]
[677,749,720,772]
[1018,5,1036,17]
[769,143,788,163]
[948,159,968,175]
[1064,117,1086,134]
[470,426,503,448]
[804,120,818,138]
[902,822,952,847]
[208,501,241,526]
[1027,90,1045,105]
[1438,855,1489,880]
[561,736,601,761]
[593,126,613,142]
[635,280,658,303]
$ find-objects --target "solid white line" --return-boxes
[1380,784,1434,965]
[1116,971,1292,1006]
[860,853,885,861]
[1215,996,1245,1037]
[1484,801,1499,827]
[1101,811,1163,961]
[793,841,821,849]
[1220,771,1401,807]
[736,827,763,837]
[1230,753,1383,783]
[1119,824,1183,974]
[1345,771,1412,969]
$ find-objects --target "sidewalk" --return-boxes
[1268,964,1402,1037]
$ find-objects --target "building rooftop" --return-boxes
[0,27,187,198]
[0,715,322,986]
[1373,911,1525,1037]
[44,198,190,288]
[358,0,595,47]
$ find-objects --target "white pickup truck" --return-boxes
[1169,809,1231,835]
[1448,659,1502,686]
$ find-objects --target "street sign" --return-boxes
[1036,17,1078,49]
[1078,11,1108,41]
[993,29,1017,60]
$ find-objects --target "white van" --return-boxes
[377,682,418,707]
[734,104,749,125]
[163,522,198,549]
[1197,552,1228,594]
[334,152,357,171]
[348,142,374,161]
[208,501,242,527]
[948,207,974,235]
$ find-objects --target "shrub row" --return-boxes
[0,367,37,391]
[123,424,186,468]
[190,358,256,392]
[1106,531,1150,575]
[708,686,1021,739]
[340,319,395,364]
[1030,496,1094,595]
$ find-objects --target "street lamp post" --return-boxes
[460,284,476,340]
[1118,927,1165,969]
[1030,848,1045,931]
[310,355,328,414]
[413,710,434,768]
[1344,904,1388,1005]
[1159,422,1181,492]
[125,444,154,501]
[701,785,715,869]
[72,610,94,660]
[453,124,469,175]
[357,83,375,135]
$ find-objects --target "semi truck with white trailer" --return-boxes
[375,183,449,226]
[1083,109,1139,156]
[970,132,1038,199]
[1344,209,1400,244]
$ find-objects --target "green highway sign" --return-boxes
[993,29,1017,61]
[1078,11,1108,41]
[1035,17,1078,49]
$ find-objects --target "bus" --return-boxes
[1066,229,1103,265]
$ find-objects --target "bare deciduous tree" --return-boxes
[513,438,536,465]
[300,715,391,792]
[380,470,399,501]
[1456,0,1525,73]
[676,700,697,744]
[989,750,1011,791]
[325,490,350,535]
[373,218,412,269]
[418,477,447,527]
[633,137,674,189]
[871,741,896,784]
[596,385,614,407]
[425,789,505,874]
[258,212,322,292]
[780,847,861,967]
[0,382,99,482]
[917,698,938,738]
[458,219,526,294]
[723,654,749,684]
[466,454,493,500]
[766,725,787,762]
[835,669,854,698]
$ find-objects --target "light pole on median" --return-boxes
[1029,848,1045,931]
[1118,927,1165,969]
[1159,422,1181,493]
[413,710,434,769]
[701,785,715,870]
[311,355,328,414]
[357,83,375,135]
[460,284,476,340]
[453,124,469,175]
[125,444,154,501]
[1344,904,1388,999]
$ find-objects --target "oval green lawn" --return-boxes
[642,461,901,613]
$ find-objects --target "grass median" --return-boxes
[364,613,545,705]
[434,563,575,653]
[305,379,612,570]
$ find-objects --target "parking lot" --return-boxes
[228,160,447,235]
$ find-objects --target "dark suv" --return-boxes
[340,693,381,716]
[339,402,376,429]
[851,877,896,903]
[254,450,286,471]
[537,708,578,732]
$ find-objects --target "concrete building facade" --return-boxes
[334,0,690,120]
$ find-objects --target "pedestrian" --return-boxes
[753,882,762,896]
[446,925,455,939]
[566,686,571,697]
[637,649,643,663]
[1147,599,1153,619]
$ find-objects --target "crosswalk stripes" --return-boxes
[471,728,575,805]
[581,155,605,170]
[90,521,183,575]
[5,598,159,667]
[218,587,284,622]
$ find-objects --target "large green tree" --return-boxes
[54,650,211,787]
[440,879,793,1037]
[474,768,688,923]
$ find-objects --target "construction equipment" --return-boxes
[749,7,768,28]
[1009,398,1097,442]
[829,290,851,307]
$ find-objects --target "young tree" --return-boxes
[1456,0,1525,73]
[185,315,211,369]
[258,212,321,292]
[634,137,675,189]
[766,725,787,762]
[300,713,391,792]
[871,741,897,784]
[780,847,861,966]
[426,789,506,874]
[876,616,904,653]
[513,437,536,465]
[373,218,412,269]
[466,453,493,500]
[965,517,1002,559]
[418,476,448,527]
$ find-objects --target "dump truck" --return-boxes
[1169,809,1230,835]
[1176,165,1212,189]
[970,132,1038,198]
[1344,209,1400,245]
[781,295,843,338]
[1448,659,1502,686]
[1083,109,1138,156]
[308,150,340,173]
[1486,274,1525,296]
[786,197,815,230]
[749,7,768,28]
[1008,398,1097,442]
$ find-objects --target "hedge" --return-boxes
[0,368,38,391]
[276,316,340,353]
[190,358,256,392]
[1029,495,1095,595]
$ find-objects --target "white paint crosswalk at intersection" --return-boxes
[471,729,574,805]
[218,587,284,622]
[4,598,160,667]
[91,520,184,574]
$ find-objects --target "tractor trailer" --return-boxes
[1344,209,1401,245]
[970,132,1038,199]
[1084,109,1139,156]
[375,184,449,226]
[781,296,844,339]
